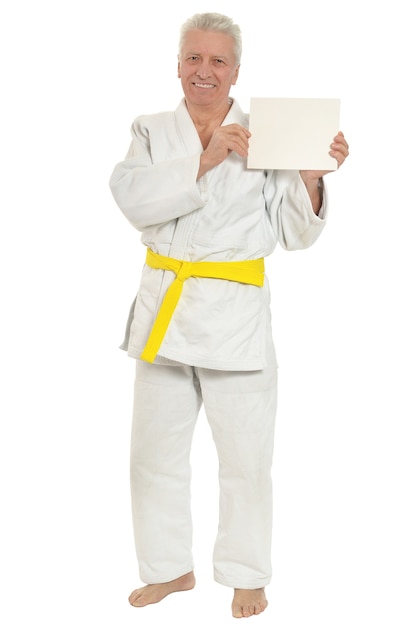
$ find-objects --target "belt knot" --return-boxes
[176,261,193,282]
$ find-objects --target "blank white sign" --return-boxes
[247,97,340,170]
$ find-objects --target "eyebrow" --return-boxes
[185,51,229,60]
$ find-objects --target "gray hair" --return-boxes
[179,12,242,65]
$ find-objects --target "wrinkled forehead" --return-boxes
[179,29,237,63]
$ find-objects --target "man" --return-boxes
[109,12,349,618]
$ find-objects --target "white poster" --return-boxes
[248,97,340,170]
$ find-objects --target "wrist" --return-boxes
[300,172,322,188]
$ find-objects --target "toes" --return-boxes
[254,602,265,615]
[232,590,268,618]
[242,604,255,617]
[128,589,143,606]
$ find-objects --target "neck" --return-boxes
[185,97,233,129]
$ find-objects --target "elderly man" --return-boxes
[109,12,349,619]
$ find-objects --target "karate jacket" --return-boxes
[109,98,327,371]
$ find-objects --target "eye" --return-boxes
[214,58,225,65]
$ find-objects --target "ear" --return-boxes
[177,56,181,78]
[232,64,240,85]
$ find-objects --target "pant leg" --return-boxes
[198,346,278,589]
[130,359,202,583]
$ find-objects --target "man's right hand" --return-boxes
[197,124,251,179]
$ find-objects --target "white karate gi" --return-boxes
[109,98,327,588]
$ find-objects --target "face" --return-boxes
[178,29,240,109]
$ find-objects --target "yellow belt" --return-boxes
[141,248,265,363]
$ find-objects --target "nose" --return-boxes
[196,59,211,79]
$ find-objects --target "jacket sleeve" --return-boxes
[264,169,328,250]
[109,116,207,231]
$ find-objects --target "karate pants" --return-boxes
[130,349,277,589]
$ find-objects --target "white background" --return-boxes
[1,1,416,624]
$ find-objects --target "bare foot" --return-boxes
[128,571,195,607]
[232,588,268,618]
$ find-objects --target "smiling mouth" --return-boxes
[193,82,215,89]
